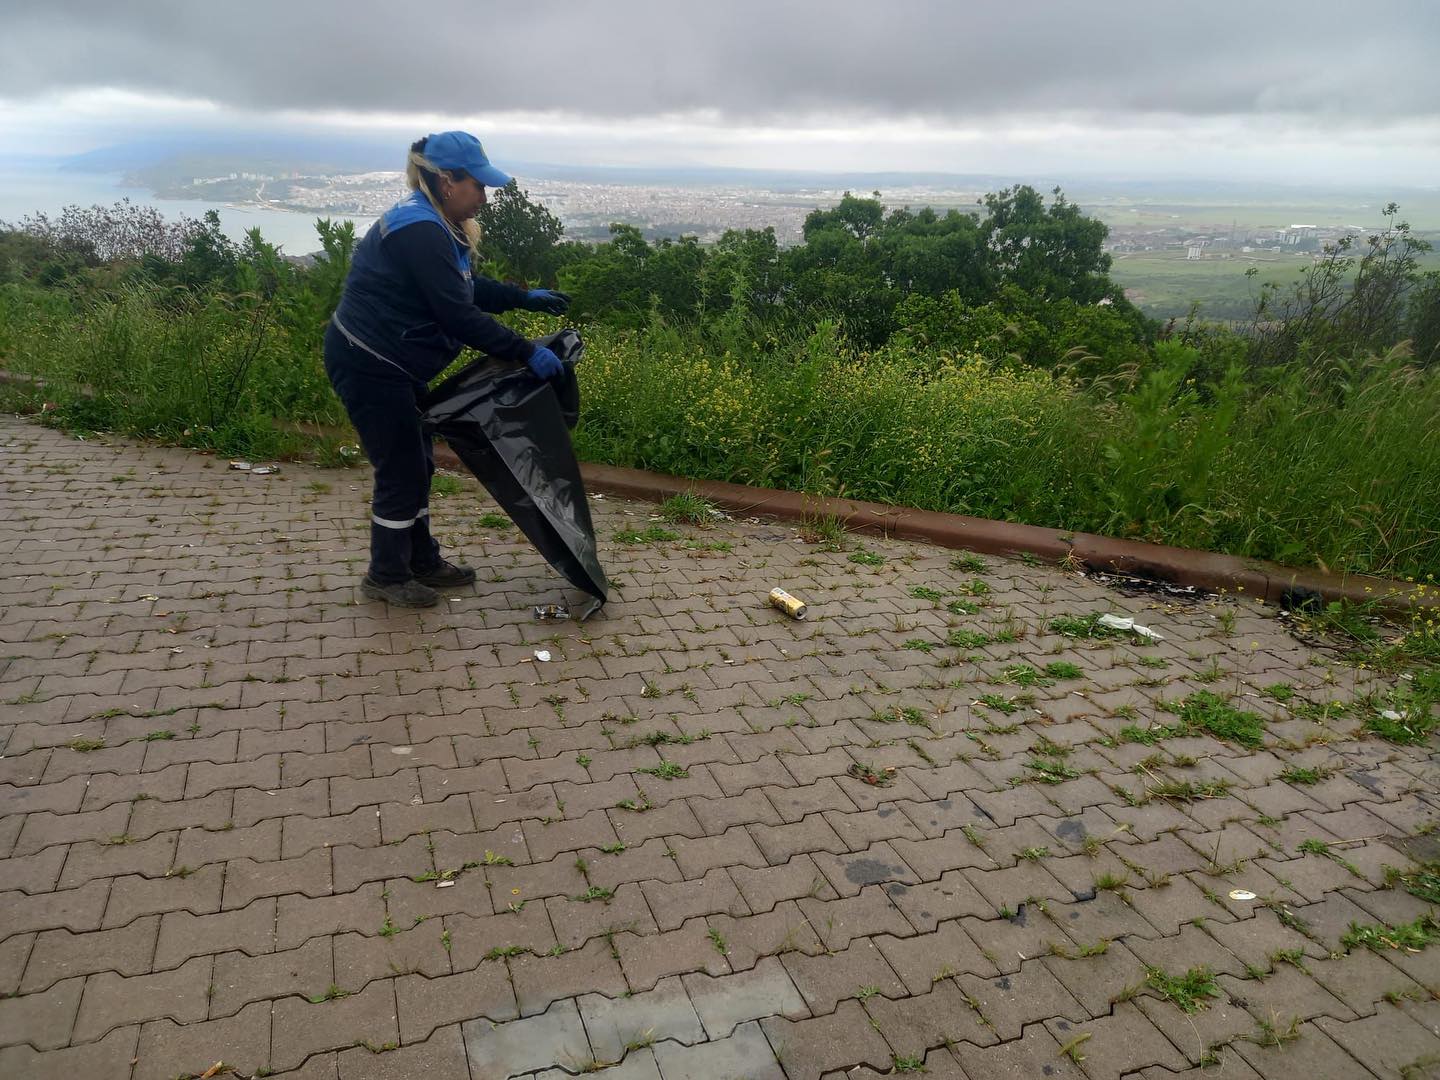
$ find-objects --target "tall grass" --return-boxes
[3,281,1437,580]
[1,283,345,456]
[575,321,1440,580]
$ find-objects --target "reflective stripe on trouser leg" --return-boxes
[372,513,417,529]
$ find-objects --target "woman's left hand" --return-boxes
[524,289,571,315]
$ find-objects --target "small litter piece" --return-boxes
[769,587,809,620]
[436,879,456,889]
[1381,709,1403,721]
[533,604,570,621]
[390,746,413,756]
[229,461,252,471]
[250,465,280,475]
[1228,889,1257,901]
[534,650,552,662]
[1096,613,1165,641]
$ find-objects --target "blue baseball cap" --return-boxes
[423,131,512,188]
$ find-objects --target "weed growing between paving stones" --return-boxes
[638,760,689,780]
[657,491,716,524]
[1145,777,1232,802]
[802,514,850,551]
[1116,690,1267,749]
[1360,692,1439,745]
[1291,594,1440,743]
[1299,838,1364,878]
[1173,691,1266,748]
[430,474,464,497]
[1385,866,1440,904]
[946,629,990,648]
[1341,914,1440,953]
[1145,966,1221,1012]
[1024,757,1081,784]
[909,585,946,601]
[614,524,681,545]
[1117,724,1190,751]
[848,761,896,786]
[1242,1015,1302,1048]
[1049,613,1134,639]
[1278,764,1335,785]
[572,886,616,904]
[1001,663,1053,687]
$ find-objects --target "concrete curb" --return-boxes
[431,442,1432,612]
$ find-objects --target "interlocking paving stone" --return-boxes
[395,964,517,1045]
[655,1019,785,1080]
[577,975,704,1062]
[133,1001,272,1080]
[0,1025,139,1080]
[4,417,1440,1079]
[20,916,160,991]
[782,938,907,1016]
[0,976,82,1050]
[761,999,893,1080]
[462,997,591,1077]
[509,936,628,1017]
[683,955,809,1039]
[271,979,400,1071]
[335,1023,473,1080]
[535,1047,663,1079]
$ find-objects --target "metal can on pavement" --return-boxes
[768,587,808,620]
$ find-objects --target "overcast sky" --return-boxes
[2,0,1438,183]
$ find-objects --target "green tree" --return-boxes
[477,181,566,285]
[977,186,1116,303]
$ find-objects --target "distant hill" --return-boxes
[61,134,402,181]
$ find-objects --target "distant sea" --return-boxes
[0,164,376,256]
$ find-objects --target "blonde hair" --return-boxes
[406,144,482,256]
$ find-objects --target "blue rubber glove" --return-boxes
[527,344,563,379]
[524,289,571,315]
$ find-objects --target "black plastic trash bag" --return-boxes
[419,329,607,617]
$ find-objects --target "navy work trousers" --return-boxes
[323,321,442,584]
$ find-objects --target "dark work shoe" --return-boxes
[413,558,477,589]
[360,576,440,608]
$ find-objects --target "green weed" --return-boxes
[1145,965,1221,1013]
[658,491,715,524]
[615,525,681,545]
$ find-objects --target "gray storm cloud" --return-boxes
[4,0,1437,123]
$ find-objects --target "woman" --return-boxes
[325,131,570,608]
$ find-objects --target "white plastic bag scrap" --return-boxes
[1096,613,1166,641]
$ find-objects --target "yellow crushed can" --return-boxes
[768,587,808,620]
